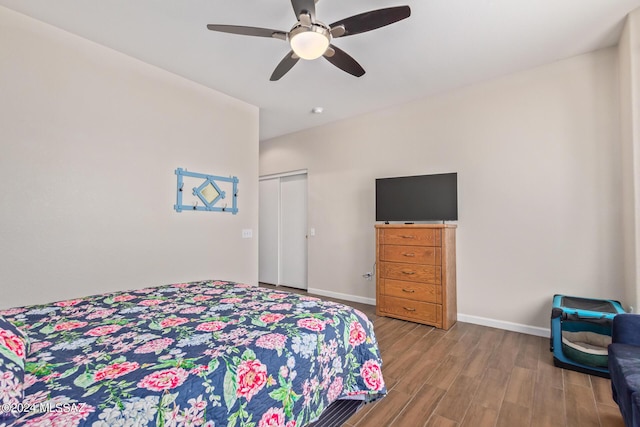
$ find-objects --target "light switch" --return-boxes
[310,228,315,236]
[242,229,253,238]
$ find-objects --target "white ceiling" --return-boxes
[2,0,639,141]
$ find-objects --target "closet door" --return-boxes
[258,179,279,285]
[280,174,308,290]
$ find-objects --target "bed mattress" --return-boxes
[0,280,386,426]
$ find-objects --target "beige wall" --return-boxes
[0,6,259,308]
[260,47,622,331]
[619,9,640,312]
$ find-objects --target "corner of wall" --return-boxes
[618,9,640,312]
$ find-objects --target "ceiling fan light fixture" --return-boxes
[207,5,411,79]
[289,24,330,60]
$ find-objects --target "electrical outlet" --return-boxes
[242,229,253,238]
[630,306,635,313]
[362,272,373,281]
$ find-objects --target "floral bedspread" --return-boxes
[1,281,385,427]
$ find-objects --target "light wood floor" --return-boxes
[259,284,625,427]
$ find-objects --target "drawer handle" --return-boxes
[402,253,416,257]
[400,235,415,239]
[403,307,416,312]
[402,288,415,293]
[401,271,415,275]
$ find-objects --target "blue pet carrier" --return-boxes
[551,294,626,378]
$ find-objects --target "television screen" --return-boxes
[376,173,458,222]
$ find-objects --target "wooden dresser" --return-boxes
[375,224,457,330]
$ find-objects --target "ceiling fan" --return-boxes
[207,0,411,81]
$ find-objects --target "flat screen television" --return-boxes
[376,173,458,222]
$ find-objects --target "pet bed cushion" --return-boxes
[561,330,611,368]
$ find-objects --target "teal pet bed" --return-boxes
[551,294,625,378]
[561,330,611,368]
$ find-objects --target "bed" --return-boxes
[0,280,386,426]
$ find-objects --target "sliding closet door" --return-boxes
[280,174,308,290]
[259,179,279,285]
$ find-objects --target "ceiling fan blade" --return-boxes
[329,6,411,38]
[323,45,365,77]
[207,24,287,40]
[270,51,300,81]
[291,0,316,21]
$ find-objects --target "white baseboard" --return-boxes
[307,288,376,306]
[457,313,550,338]
[304,289,550,338]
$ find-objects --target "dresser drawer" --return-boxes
[381,228,441,247]
[381,262,441,284]
[382,245,441,265]
[382,296,442,325]
[382,279,442,304]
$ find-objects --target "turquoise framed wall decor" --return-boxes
[174,168,238,214]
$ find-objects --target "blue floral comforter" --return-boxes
[1,281,385,426]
